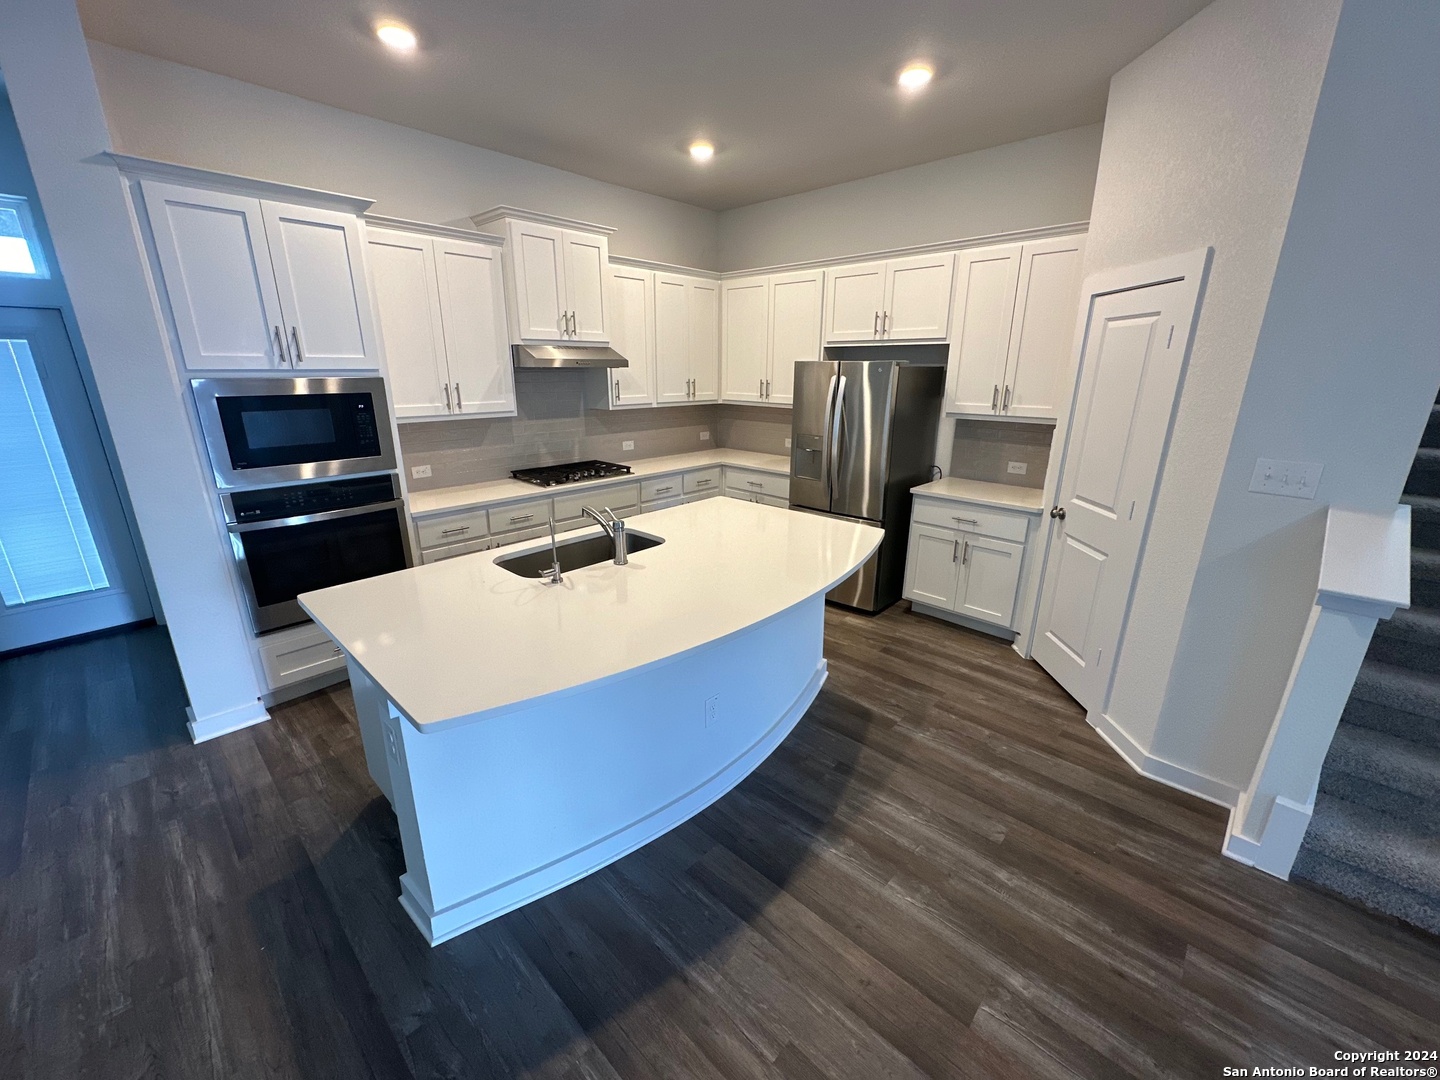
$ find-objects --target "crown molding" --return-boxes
[364,214,504,246]
[470,205,617,235]
[102,153,374,213]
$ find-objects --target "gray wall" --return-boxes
[86,41,721,269]
[715,125,1103,272]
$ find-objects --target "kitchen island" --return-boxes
[299,497,882,944]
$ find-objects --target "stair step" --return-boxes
[1350,659,1440,720]
[1405,493,1440,549]
[1342,696,1440,751]
[1409,448,1440,499]
[1321,723,1440,804]
[1291,847,1440,936]
[1425,405,1440,450]
[1415,549,1440,609]
[1298,792,1440,899]
[1370,605,1440,676]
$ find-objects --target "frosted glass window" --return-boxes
[0,195,47,278]
[0,338,109,605]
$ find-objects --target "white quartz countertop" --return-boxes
[910,478,1046,514]
[299,498,880,731]
[409,449,790,519]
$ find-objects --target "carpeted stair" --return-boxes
[1292,391,1440,935]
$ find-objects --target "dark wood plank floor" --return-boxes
[4,605,1440,1079]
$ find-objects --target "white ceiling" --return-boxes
[78,0,1209,212]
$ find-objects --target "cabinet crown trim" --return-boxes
[720,220,1089,280]
[470,205,616,236]
[364,215,504,246]
[105,153,375,213]
[609,254,720,279]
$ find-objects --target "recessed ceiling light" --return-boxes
[689,140,715,163]
[375,20,418,52]
[897,63,934,91]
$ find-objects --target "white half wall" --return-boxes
[715,124,1103,272]
[0,0,269,734]
[85,41,720,270]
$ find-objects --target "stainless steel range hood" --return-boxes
[512,344,628,369]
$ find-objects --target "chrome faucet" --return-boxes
[581,505,628,565]
[540,515,564,584]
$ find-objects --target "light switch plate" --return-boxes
[784,437,792,449]
[1249,458,1323,499]
[699,431,710,442]
[410,464,432,479]
[622,440,635,451]
[1007,461,1028,475]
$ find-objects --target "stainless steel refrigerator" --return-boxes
[789,356,945,612]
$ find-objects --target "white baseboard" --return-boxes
[1222,796,1313,878]
[908,602,1017,642]
[187,700,270,743]
[1089,710,1241,809]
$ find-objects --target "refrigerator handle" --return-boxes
[827,374,847,501]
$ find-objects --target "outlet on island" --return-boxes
[704,694,719,727]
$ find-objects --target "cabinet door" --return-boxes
[824,261,886,343]
[434,239,515,416]
[945,244,1022,415]
[1004,235,1086,420]
[562,230,610,342]
[883,252,954,340]
[507,220,568,341]
[768,269,823,406]
[606,266,655,407]
[720,276,769,404]
[689,279,720,402]
[956,534,1024,627]
[261,201,378,370]
[366,231,450,418]
[906,523,962,609]
[653,273,692,403]
[141,181,288,371]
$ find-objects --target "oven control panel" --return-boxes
[226,474,401,524]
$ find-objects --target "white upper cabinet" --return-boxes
[492,215,611,345]
[144,180,381,372]
[654,272,719,405]
[944,233,1085,421]
[366,226,514,420]
[599,265,656,409]
[824,253,954,344]
[720,268,822,406]
[261,202,377,370]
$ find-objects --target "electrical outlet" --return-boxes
[384,724,400,762]
[410,464,432,479]
[622,440,635,451]
[1249,458,1323,499]
[1007,461,1028,475]
[784,437,792,449]
[699,430,710,442]
[704,694,719,727]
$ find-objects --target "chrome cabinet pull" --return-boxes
[510,513,534,524]
[952,538,959,562]
[992,384,1000,411]
[882,311,889,335]
[290,326,304,364]
[746,480,763,488]
[273,326,289,366]
[443,383,452,411]
[440,526,470,537]
[953,516,978,525]
[455,383,462,410]
[760,378,764,398]
[765,379,771,399]
[614,378,620,403]
[1003,385,1012,412]
[569,311,577,336]
[655,485,673,495]
[874,311,880,336]
[962,540,970,565]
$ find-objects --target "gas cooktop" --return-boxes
[511,460,633,488]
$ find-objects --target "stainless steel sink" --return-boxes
[495,530,663,578]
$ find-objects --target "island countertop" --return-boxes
[299,498,881,731]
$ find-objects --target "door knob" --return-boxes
[1050,506,1067,520]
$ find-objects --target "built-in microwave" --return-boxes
[192,377,397,490]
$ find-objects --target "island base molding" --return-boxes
[350,595,831,946]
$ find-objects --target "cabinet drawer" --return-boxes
[641,496,684,514]
[912,498,1029,543]
[553,481,641,523]
[420,536,492,564]
[684,467,722,494]
[258,626,346,690]
[416,508,489,549]
[725,467,789,500]
[490,497,553,533]
[641,474,684,502]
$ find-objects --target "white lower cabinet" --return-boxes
[257,622,347,691]
[903,499,1029,629]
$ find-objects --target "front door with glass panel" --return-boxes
[0,308,151,652]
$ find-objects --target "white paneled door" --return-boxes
[0,308,151,651]
[1032,270,1202,711]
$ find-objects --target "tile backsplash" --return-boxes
[399,370,791,490]
[946,418,1053,489]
